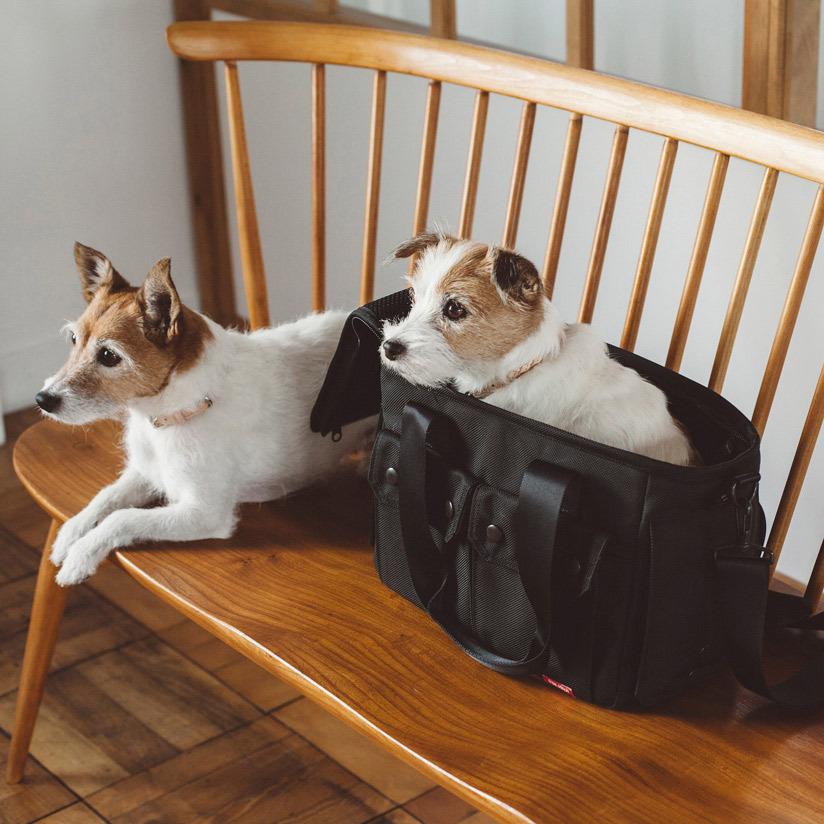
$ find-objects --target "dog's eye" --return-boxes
[69,332,76,345]
[443,299,467,321]
[97,347,122,367]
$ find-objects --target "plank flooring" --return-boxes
[0,409,495,824]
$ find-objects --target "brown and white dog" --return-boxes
[38,243,373,586]
[380,231,695,465]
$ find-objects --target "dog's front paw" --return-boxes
[50,517,90,567]
[55,535,106,586]
[55,553,98,587]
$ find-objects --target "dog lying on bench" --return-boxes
[37,243,373,586]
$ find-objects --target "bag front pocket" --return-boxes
[369,428,476,604]
[465,482,619,696]
[465,484,534,659]
[636,508,719,705]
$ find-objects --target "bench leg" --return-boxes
[6,520,67,784]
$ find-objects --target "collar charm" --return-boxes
[150,396,213,428]
[469,357,546,400]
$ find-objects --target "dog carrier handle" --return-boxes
[398,402,580,676]
[717,552,824,709]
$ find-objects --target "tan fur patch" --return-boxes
[437,245,544,361]
[58,288,212,405]
[393,231,458,261]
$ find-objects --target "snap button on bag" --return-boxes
[486,524,503,543]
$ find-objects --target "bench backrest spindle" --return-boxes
[542,112,583,298]
[620,137,678,351]
[501,101,537,249]
[360,69,386,305]
[224,60,270,329]
[709,166,778,393]
[752,184,824,433]
[666,151,730,371]
[578,123,629,323]
[312,63,326,311]
[774,364,824,577]
[167,21,822,607]
[409,79,442,271]
[458,90,489,240]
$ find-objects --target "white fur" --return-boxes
[482,309,694,464]
[381,240,694,466]
[380,239,477,388]
[44,311,373,586]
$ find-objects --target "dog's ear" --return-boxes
[74,242,130,303]
[489,247,542,304]
[391,230,456,260]
[138,258,181,346]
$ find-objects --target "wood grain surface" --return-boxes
[359,69,386,305]
[167,21,824,183]
[5,522,67,784]
[3,412,488,823]
[665,152,730,372]
[0,732,76,824]
[224,60,270,330]
[457,90,489,240]
[501,102,536,250]
[311,62,326,312]
[172,0,239,328]
[12,419,824,823]
[542,112,582,298]
[578,124,628,324]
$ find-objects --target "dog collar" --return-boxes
[469,357,546,400]
[150,396,213,429]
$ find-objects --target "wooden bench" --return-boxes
[7,22,824,822]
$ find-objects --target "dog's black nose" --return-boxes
[382,340,406,361]
[35,391,61,413]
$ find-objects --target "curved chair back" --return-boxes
[167,21,823,601]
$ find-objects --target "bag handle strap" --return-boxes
[717,551,824,709]
[399,403,579,676]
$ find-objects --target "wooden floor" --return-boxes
[0,409,494,824]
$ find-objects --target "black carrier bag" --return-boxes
[311,290,824,709]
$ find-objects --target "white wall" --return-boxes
[0,0,197,416]
[2,1,821,585]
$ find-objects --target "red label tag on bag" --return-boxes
[542,675,575,697]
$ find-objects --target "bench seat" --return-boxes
[12,418,824,823]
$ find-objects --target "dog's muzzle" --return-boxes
[35,391,61,413]
[382,339,406,361]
